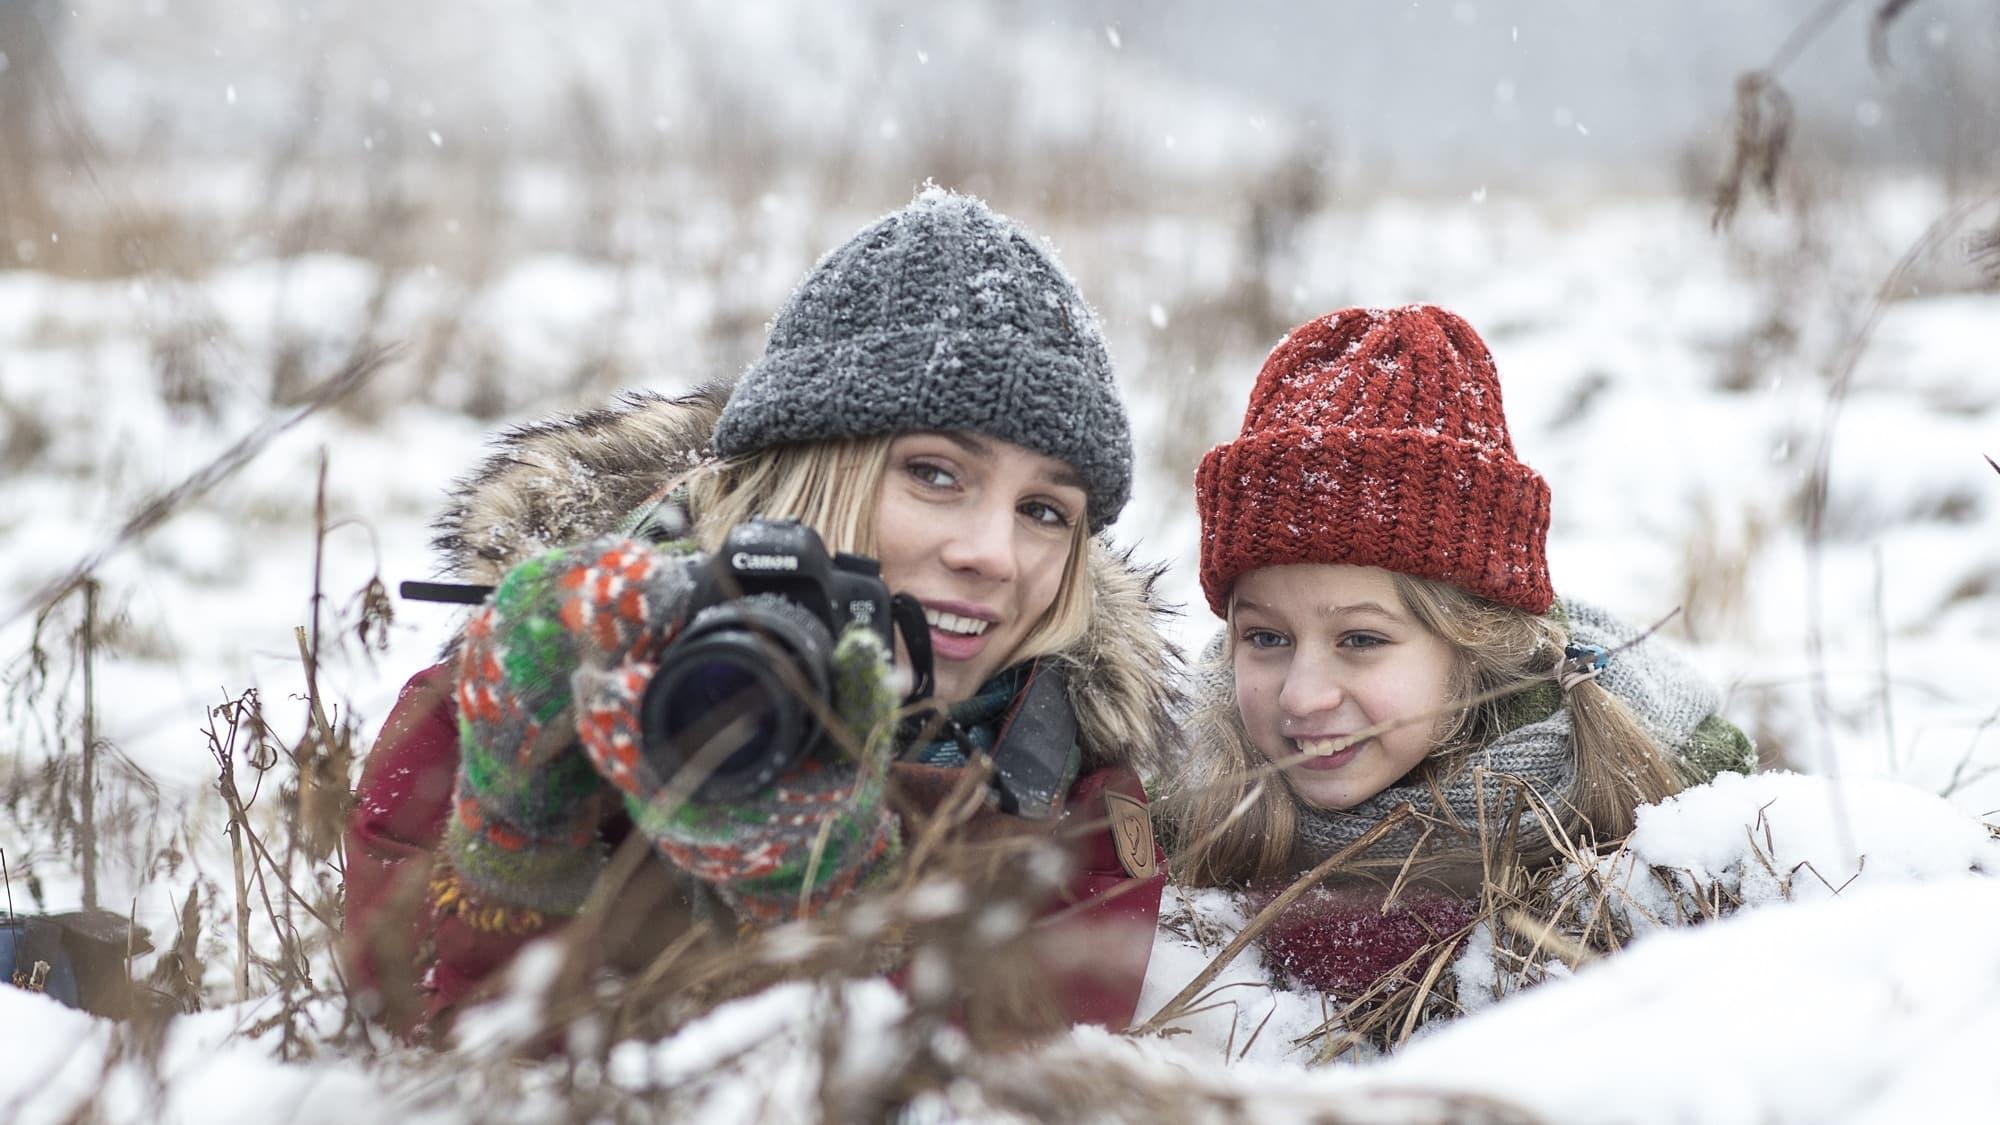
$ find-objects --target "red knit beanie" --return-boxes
[1195,305,1553,617]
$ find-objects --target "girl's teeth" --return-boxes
[1295,737,1352,757]
[925,609,990,637]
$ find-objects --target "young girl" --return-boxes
[1165,304,1753,997]
[342,188,1175,1036]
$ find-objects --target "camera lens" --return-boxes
[660,657,782,779]
[639,594,833,801]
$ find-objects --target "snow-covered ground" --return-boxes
[5,775,1997,1122]
[4,2,1998,1120]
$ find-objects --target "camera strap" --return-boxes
[888,593,935,706]
[399,580,495,604]
[400,492,691,607]
[985,660,1078,821]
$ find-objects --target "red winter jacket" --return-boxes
[341,663,1167,1037]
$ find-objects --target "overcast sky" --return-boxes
[1034,0,1996,177]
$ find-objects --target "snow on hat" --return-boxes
[711,186,1133,532]
[1195,305,1553,616]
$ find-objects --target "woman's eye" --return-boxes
[1020,499,1073,529]
[907,461,957,489]
[1241,629,1289,650]
[1340,632,1389,650]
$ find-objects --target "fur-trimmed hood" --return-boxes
[430,384,1182,777]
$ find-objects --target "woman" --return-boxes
[1160,304,1754,999]
[342,189,1177,1037]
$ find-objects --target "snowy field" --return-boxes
[4,1,1999,1121]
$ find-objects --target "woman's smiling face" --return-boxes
[871,431,1085,704]
[1230,564,1459,810]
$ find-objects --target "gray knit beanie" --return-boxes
[711,187,1133,532]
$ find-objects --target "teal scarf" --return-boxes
[903,663,1033,767]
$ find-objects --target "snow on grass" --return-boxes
[1593,770,1999,929]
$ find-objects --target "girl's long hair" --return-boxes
[681,435,1095,669]
[1164,572,1687,889]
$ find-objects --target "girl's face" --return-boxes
[1231,565,1459,810]
[873,432,1085,704]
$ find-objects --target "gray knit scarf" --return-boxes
[1198,599,1722,864]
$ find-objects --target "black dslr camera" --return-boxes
[637,518,933,802]
[397,518,934,803]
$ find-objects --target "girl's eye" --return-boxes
[907,460,958,489]
[1241,629,1290,650]
[1339,632,1389,650]
[1020,499,1073,529]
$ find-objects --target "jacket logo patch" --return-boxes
[1103,790,1159,880]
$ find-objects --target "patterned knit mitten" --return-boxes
[573,614,904,927]
[445,537,697,923]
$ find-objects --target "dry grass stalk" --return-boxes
[2,347,393,632]
[1495,911,1593,971]
[207,689,267,1004]
[1941,707,2000,798]
[197,678,352,1058]
[78,578,99,912]
[6,583,145,899]
[1706,0,1954,229]
[147,883,206,1014]
[292,626,354,863]
[1797,193,2000,792]
[1712,73,1795,230]
[1868,0,1922,72]
[1974,229,2000,285]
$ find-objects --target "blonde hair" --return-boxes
[1165,572,1687,888]
[681,435,1095,672]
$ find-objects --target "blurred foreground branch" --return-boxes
[3,347,394,631]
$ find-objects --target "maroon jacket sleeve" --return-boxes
[1252,881,1476,997]
[341,663,555,1035]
